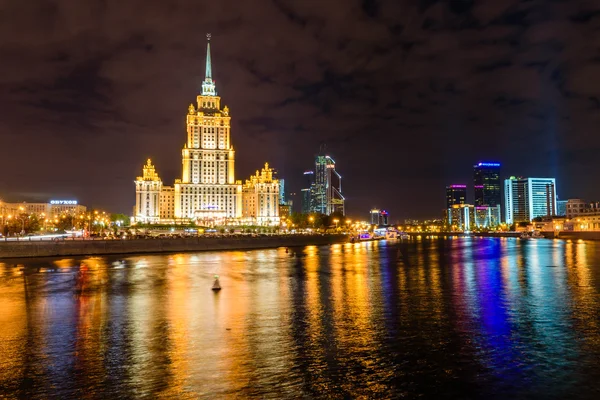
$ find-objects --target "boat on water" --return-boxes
[212,275,222,291]
[520,230,545,239]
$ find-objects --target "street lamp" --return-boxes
[333,219,339,229]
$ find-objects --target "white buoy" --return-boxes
[212,275,221,291]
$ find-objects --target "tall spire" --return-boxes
[201,33,216,96]
[205,33,212,79]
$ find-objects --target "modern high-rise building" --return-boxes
[474,162,501,207]
[278,179,286,205]
[312,154,344,215]
[446,185,467,208]
[301,171,314,214]
[380,210,389,226]
[370,209,380,225]
[504,177,557,224]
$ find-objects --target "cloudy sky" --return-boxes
[1,0,599,220]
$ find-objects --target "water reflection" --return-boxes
[1,239,600,398]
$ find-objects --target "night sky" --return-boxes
[1,0,600,221]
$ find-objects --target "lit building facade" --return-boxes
[134,159,163,223]
[279,179,286,205]
[301,171,315,214]
[370,209,380,225]
[174,37,241,222]
[447,204,475,231]
[557,199,567,216]
[380,210,389,226]
[160,186,175,220]
[310,154,344,215]
[505,177,557,224]
[446,185,467,208]
[474,162,501,207]
[474,205,501,228]
[565,199,600,219]
[1,199,86,219]
[133,36,248,225]
[241,163,280,225]
[566,214,600,231]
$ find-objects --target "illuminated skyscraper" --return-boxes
[505,177,557,224]
[312,153,344,215]
[474,162,501,207]
[174,35,242,222]
[278,179,286,205]
[301,171,314,214]
[370,209,380,225]
[446,185,467,208]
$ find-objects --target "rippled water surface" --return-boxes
[2,238,600,399]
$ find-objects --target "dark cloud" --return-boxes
[1,0,600,220]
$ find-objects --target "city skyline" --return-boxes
[2,1,600,219]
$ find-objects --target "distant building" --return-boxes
[301,171,314,214]
[557,200,567,217]
[0,199,86,219]
[380,210,390,226]
[505,177,557,224]
[301,188,312,214]
[278,179,286,205]
[312,154,345,215]
[370,209,380,225]
[473,162,501,207]
[446,185,467,208]
[279,204,291,220]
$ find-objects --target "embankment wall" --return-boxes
[0,235,347,259]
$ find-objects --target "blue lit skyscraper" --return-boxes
[279,179,285,205]
[474,162,501,207]
[309,153,344,215]
[505,177,557,224]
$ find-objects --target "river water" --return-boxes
[1,238,600,399]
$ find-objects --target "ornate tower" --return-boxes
[134,159,163,223]
[174,35,242,222]
[242,163,280,226]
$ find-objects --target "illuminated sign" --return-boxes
[449,185,467,188]
[477,162,500,167]
[50,200,78,205]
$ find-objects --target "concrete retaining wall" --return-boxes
[0,235,348,259]
[556,231,600,241]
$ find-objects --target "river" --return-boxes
[1,238,600,399]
